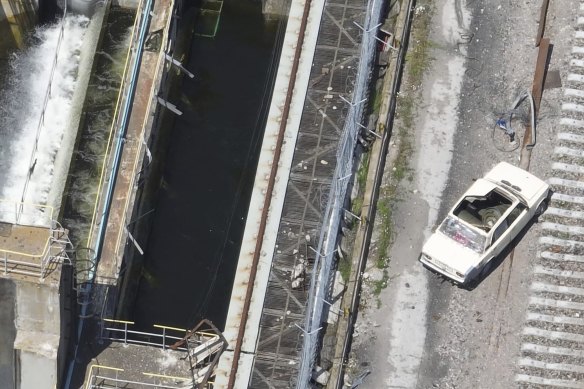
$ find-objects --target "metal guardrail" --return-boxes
[92,319,225,389]
[295,0,385,386]
[84,364,198,389]
[100,318,220,351]
[0,200,71,279]
[0,199,53,227]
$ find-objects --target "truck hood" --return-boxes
[484,161,548,205]
[422,231,482,276]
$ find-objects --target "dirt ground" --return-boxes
[350,0,577,388]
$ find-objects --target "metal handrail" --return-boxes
[0,214,70,280]
[100,318,219,351]
[0,199,54,227]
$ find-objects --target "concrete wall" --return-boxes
[12,280,61,389]
[0,279,16,387]
[262,0,288,19]
[113,0,139,9]
[67,0,99,16]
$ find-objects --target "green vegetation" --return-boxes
[371,85,384,115]
[373,269,389,307]
[339,257,352,282]
[358,153,371,190]
[351,153,370,215]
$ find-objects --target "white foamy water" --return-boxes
[0,15,89,226]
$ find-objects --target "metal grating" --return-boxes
[250,0,371,387]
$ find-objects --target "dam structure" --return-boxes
[0,0,388,388]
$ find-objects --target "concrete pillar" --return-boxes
[262,0,288,20]
[12,280,62,389]
[0,0,38,56]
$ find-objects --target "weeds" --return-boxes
[339,257,352,282]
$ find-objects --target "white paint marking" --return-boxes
[542,222,584,235]
[529,297,584,311]
[516,374,584,388]
[540,236,584,248]
[541,251,584,264]
[523,327,584,343]
[551,192,584,205]
[567,73,584,83]
[571,59,584,68]
[526,312,584,326]
[552,162,584,174]
[565,88,584,99]
[562,102,584,112]
[519,358,584,374]
[579,16,584,26]
[576,31,584,40]
[522,343,584,358]
[559,119,584,129]
[531,282,584,296]
[535,265,584,279]
[555,146,584,158]
[549,176,584,189]
[545,207,584,220]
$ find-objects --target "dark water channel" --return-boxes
[131,1,287,331]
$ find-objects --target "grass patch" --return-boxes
[376,196,393,270]
[406,5,433,88]
[339,257,352,282]
[357,153,370,192]
[372,269,389,306]
[370,85,384,115]
[350,153,370,215]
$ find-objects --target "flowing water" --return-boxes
[0,15,89,226]
[61,8,135,249]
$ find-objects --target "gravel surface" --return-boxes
[350,0,578,388]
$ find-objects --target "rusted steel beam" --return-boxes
[521,38,551,168]
[532,37,550,115]
[226,1,313,388]
[535,0,550,47]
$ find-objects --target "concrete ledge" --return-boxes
[215,0,327,386]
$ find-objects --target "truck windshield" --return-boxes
[439,216,486,253]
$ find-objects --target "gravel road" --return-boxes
[350,0,579,388]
